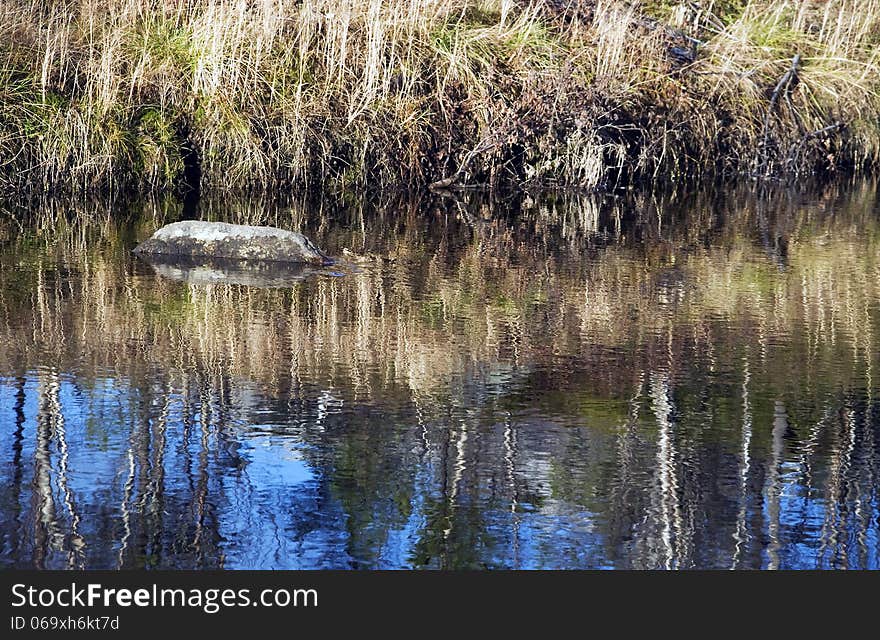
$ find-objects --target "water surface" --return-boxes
[1,183,878,569]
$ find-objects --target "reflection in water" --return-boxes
[139,255,340,288]
[0,182,878,569]
[732,354,752,569]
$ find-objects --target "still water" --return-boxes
[1,183,878,569]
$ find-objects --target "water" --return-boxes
[1,182,878,570]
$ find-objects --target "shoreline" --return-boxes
[2,1,878,196]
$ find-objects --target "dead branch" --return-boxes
[786,121,845,169]
[429,131,503,190]
[758,53,801,175]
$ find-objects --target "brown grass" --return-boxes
[0,1,878,194]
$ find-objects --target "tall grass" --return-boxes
[1,1,878,194]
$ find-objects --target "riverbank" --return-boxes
[2,1,879,195]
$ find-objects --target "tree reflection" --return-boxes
[0,181,878,569]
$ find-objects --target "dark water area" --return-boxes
[0,182,878,570]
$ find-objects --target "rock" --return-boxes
[134,221,331,265]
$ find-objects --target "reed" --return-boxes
[1,1,878,194]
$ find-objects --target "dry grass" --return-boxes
[0,1,878,194]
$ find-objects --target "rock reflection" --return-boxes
[0,181,878,569]
[140,255,337,288]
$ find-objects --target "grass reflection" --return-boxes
[0,182,878,568]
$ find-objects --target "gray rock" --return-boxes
[134,221,330,265]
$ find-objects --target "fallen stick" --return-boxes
[800,121,844,142]
[786,121,845,168]
[759,54,801,174]
[429,131,503,189]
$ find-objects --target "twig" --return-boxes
[786,121,845,170]
[429,131,502,189]
[801,121,844,142]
